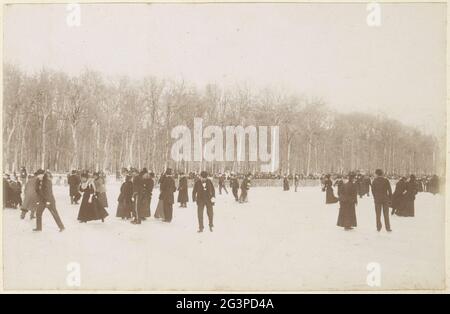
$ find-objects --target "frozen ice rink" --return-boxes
[2,182,446,291]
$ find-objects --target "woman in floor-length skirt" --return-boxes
[78,175,109,223]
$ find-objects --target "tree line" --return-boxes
[3,63,443,176]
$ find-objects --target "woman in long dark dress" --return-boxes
[154,174,166,220]
[177,173,189,208]
[140,170,154,219]
[401,175,418,217]
[337,173,358,230]
[392,177,407,216]
[77,174,109,223]
[116,175,133,219]
[323,174,338,204]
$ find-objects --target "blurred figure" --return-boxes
[33,169,65,232]
[68,170,81,205]
[20,173,39,220]
[177,172,189,208]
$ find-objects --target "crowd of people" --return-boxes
[3,165,441,234]
[317,170,440,232]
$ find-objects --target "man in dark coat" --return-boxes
[230,173,240,201]
[192,171,216,232]
[160,168,176,223]
[371,169,392,232]
[140,168,154,219]
[337,172,358,231]
[177,173,189,207]
[218,174,228,195]
[239,174,251,203]
[33,169,65,232]
[131,168,144,224]
[68,170,81,204]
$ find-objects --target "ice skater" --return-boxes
[336,172,358,231]
[33,169,65,232]
[192,171,215,233]
[371,169,392,232]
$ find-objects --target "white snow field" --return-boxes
[2,182,446,291]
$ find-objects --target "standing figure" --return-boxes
[177,172,189,208]
[192,171,216,233]
[391,177,407,216]
[239,174,251,203]
[130,169,144,224]
[230,173,240,201]
[371,169,392,232]
[337,173,358,231]
[94,172,109,209]
[140,169,154,219]
[77,173,109,223]
[3,174,12,208]
[323,174,338,204]
[283,175,290,191]
[9,176,22,209]
[116,175,133,219]
[68,170,81,205]
[160,168,176,223]
[20,166,27,191]
[333,175,344,197]
[402,175,418,217]
[218,174,228,195]
[20,174,39,220]
[294,174,299,192]
[33,169,65,232]
[154,173,166,220]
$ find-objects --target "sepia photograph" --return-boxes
[1,1,447,293]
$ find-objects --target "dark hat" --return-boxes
[35,169,45,175]
[200,171,208,179]
[375,169,383,176]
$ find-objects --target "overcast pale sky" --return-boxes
[3,3,446,136]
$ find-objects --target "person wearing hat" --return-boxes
[192,171,216,232]
[230,173,240,202]
[140,168,154,219]
[160,168,176,223]
[239,173,251,203]
[402,175,418,217]
[68,170,81,205]
[336,172,358,231]
[391,176,407,216]
[116,174,133,220]
[33,169,65,232]
[177,172,189,208]
[371,169,392,232]
[218,173,228,195]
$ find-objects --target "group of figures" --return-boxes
[9,166,257,234]
[321,170,440,232]
[4,165,441,234]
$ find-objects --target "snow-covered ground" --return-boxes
[2,182,446,291]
